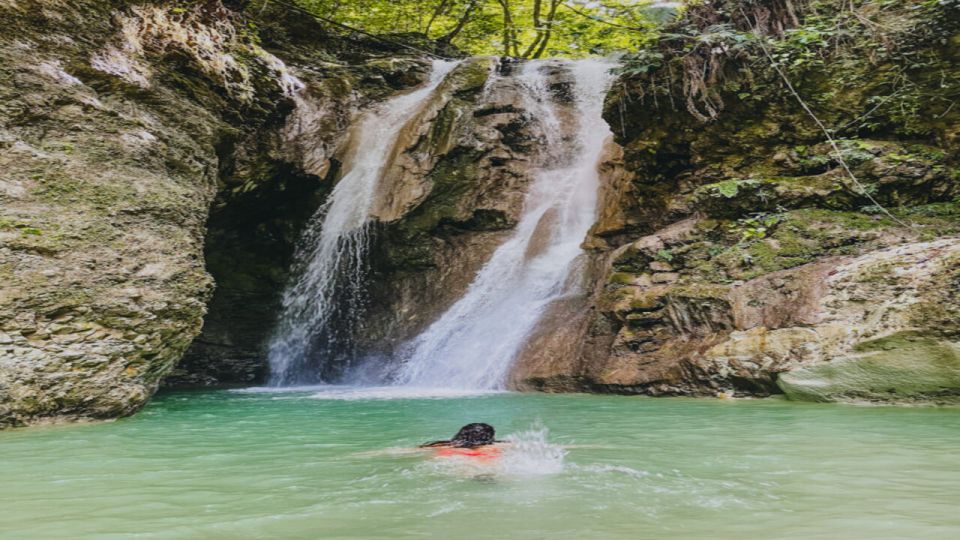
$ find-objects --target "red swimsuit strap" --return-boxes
[435,446,501,459]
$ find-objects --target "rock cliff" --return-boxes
[3,0,959,428]
[510,0,960,403]
[0,0,430,426]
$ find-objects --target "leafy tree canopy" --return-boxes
[287,0,680,57]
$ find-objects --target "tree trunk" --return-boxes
[531,0,560,58]
[438,0,480,44]
[520,0,544,58]
[424,0,451,36]
[498,0,519,57]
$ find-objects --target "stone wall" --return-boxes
[509,0,960,403]
[0,0,431,425]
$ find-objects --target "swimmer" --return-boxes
[352,423,611,459]
[420,423,504,460]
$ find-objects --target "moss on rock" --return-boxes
[778,333,960,404]
[545,0,960,403]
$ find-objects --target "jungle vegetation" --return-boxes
[270,0,678,57]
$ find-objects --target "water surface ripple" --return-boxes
[2,390,958,539]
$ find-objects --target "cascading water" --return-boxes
[266,60,460,386]
[393,58,619,390]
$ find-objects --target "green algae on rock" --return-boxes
[509,0,960,403]
[778,335,960,404]
[0,0,433,426]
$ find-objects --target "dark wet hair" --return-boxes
[421,423,497,448]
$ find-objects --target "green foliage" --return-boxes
[287,0,668,57]
[702,179,760,199]
[779,0,959,136]
[616,0,960,132]
[0,217,40,235]
[655,248,674,262]
[732,212,783,244]
[617,49,664,76]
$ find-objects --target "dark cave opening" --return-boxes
[162,162,333,388]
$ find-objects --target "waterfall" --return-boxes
[266,60,460,386]
[393,58,619,390]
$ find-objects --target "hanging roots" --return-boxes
[627,0,808,122]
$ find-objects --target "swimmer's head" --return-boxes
[449,423,496,448]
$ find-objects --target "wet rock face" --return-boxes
[0,1,235,427]
[510,1,960,403]
[355,59,582,366]
[512,139,960,401]
[515,227,960,401]
[166,57,431,389]
[161,166,331,389]
[695,239,959,401]
[0,0,428,425]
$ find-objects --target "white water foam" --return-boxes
[234,384,499,401]
[498,424,568,476]
[418,424,567,478]
[394,58,619,389]
[309,386,500,401]
[266,60,460,385]
[231,384,336,394]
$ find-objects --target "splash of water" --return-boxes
[499,424,568,476]
[393,58,619,389]
[419,424,567,478]
[307,386,500,401]
[266,60,460,385]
